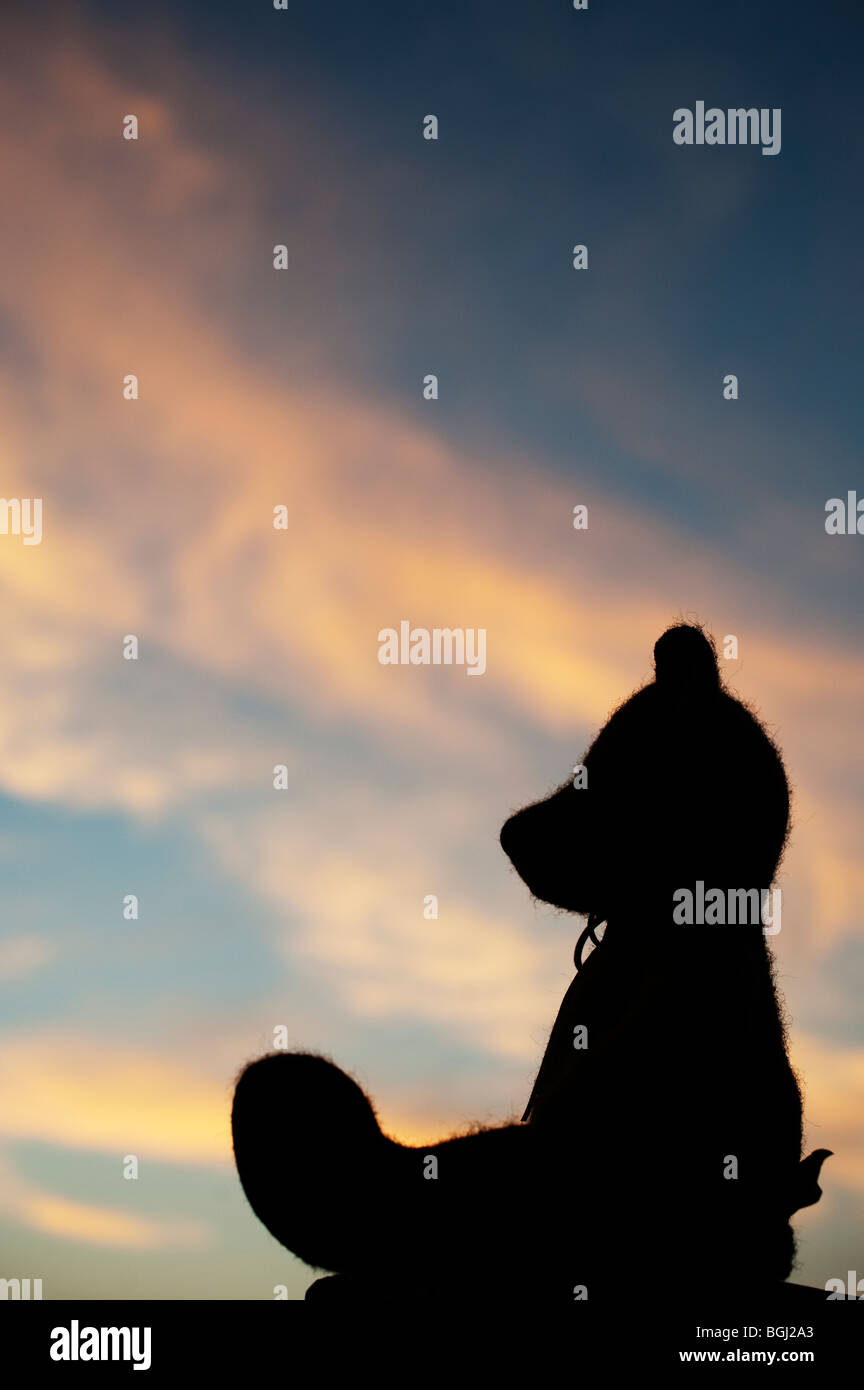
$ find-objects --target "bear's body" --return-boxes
[231,626,829,1303]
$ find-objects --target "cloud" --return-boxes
[0,936,54,982]
[791,1034,864,1200]
[0,26,859,832]
[200,801,570,1066]
[0,1149,212,1250]
[0,1034,231,1166]
[0,22,856,1047]
[0,6,859,1282]
[20,1193,211,1251]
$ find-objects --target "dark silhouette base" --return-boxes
[303,1274,843,1305]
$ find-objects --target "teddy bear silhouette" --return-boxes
[231,624,831,1303]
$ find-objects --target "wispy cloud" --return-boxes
[0,1150,212,1249]
[0,1034,230,1165]
[0,936,55,982]
[0,7,859,1292]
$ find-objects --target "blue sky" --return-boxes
[0,0,861,1298]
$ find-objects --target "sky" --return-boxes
[0,0,862,1298]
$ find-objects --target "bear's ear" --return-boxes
[653,623,720,694]
[500,782,594,913]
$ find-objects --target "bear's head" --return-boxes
[500,624,790,928]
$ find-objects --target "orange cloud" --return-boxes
[0,1035,230,1166]
[790,1034,864,1201]
[21,1193,211,1251]
[0,1148,212,1250]
[0,936,54,982]
[0,26,859,821]
[0,12,859,1274]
